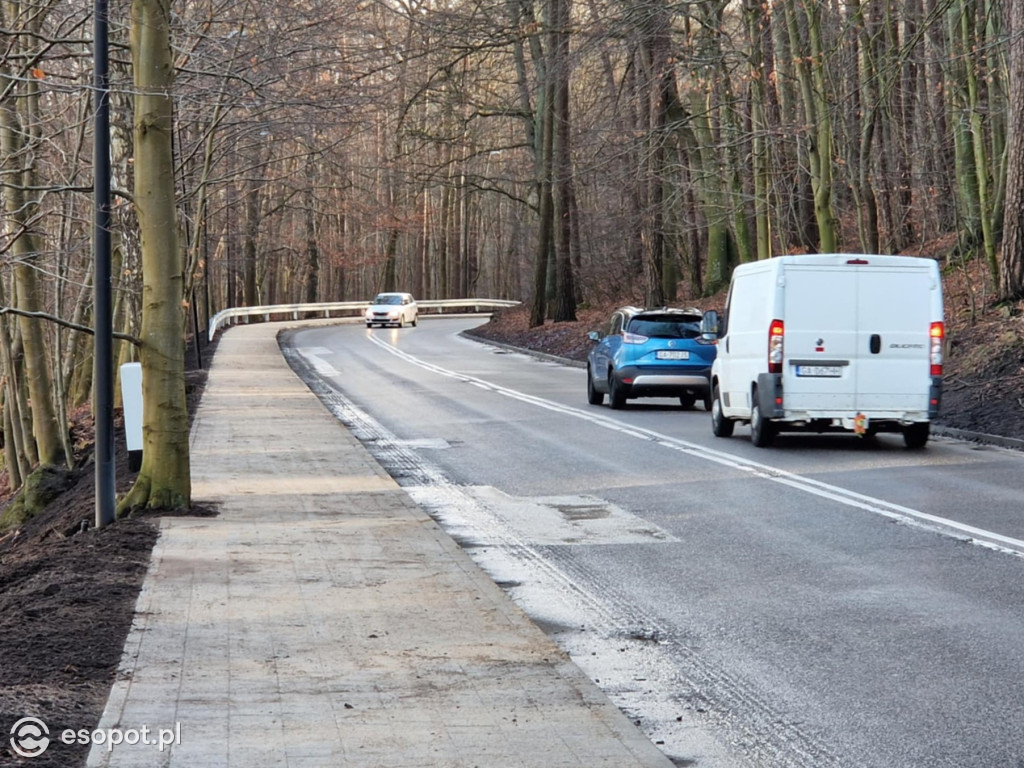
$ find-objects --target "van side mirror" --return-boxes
[701,310,720,340]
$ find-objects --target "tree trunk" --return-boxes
[0,314,32,486]
[118,0,191,513]
[243,173,260,305]
[946,2,983,256]
[530,0,556,327]
[923,0,956,234]
[639,0,671,306]
[3,393,24,491]
[890,0,917,251]
[0,72,64,468]
[530,106,554,327]
[688,94,731,294]
[551,0,576,322]
[807,0,840,251]
[960,1,998,284]
[698,0,753,266]
[745,0,773,261]
[784,0,838,253]
[847,0,881,254]
[1000,0,1024,300]
[304,158,320,304]
[8,329,38,471]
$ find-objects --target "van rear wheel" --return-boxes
[750,400,777,447]
[902,422,930,449]
[711,386,734,437]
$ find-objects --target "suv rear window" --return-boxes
[627,315,701,339]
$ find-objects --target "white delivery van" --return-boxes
[706,254,944,448]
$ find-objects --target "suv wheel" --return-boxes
[679,393,697,410]
[609,373,627,409]
[750,398,776,447]
[587,365,604,405]
[711,385,734,437]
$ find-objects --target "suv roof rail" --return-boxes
[637,306,701,315]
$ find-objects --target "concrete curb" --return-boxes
[931,424,1024,451]
[460,330,588,369]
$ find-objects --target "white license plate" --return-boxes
[796,365,842,377]
[656,350,690,360]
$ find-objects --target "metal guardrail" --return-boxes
[208,298,521,342]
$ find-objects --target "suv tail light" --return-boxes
[623,332,649,345]
[768,319,784,374]
[929,322,944,376]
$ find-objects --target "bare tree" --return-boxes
[1000,0,1024,300]
[117,0,191,513]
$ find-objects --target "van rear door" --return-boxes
[782,260,935,414]
[782,265,859,411]
[854,266,934,412]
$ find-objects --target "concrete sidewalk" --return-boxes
[87,322,674,767]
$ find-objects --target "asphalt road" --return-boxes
[283,317,1024,768]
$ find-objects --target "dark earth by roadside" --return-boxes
[2,260,1022,766]
[0,338,218,768]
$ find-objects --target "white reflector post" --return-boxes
[120,362,143,471]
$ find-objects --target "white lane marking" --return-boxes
[298,347,341,377]
[410,486,678,546]
[395,438,452,450]
[354,336,1024,557]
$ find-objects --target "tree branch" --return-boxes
[0,306,141,346]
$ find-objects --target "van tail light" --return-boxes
[929,322,944,376]
[768,319,784,374]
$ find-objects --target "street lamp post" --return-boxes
[94,0,115,527]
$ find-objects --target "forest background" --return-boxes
[3,0,1024,513]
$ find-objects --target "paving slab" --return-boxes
[87,321,675,768]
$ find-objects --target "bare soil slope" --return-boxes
[0,343,215,768]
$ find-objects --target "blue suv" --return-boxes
[587,306,717,410]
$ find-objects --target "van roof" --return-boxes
[768,254,938,267]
